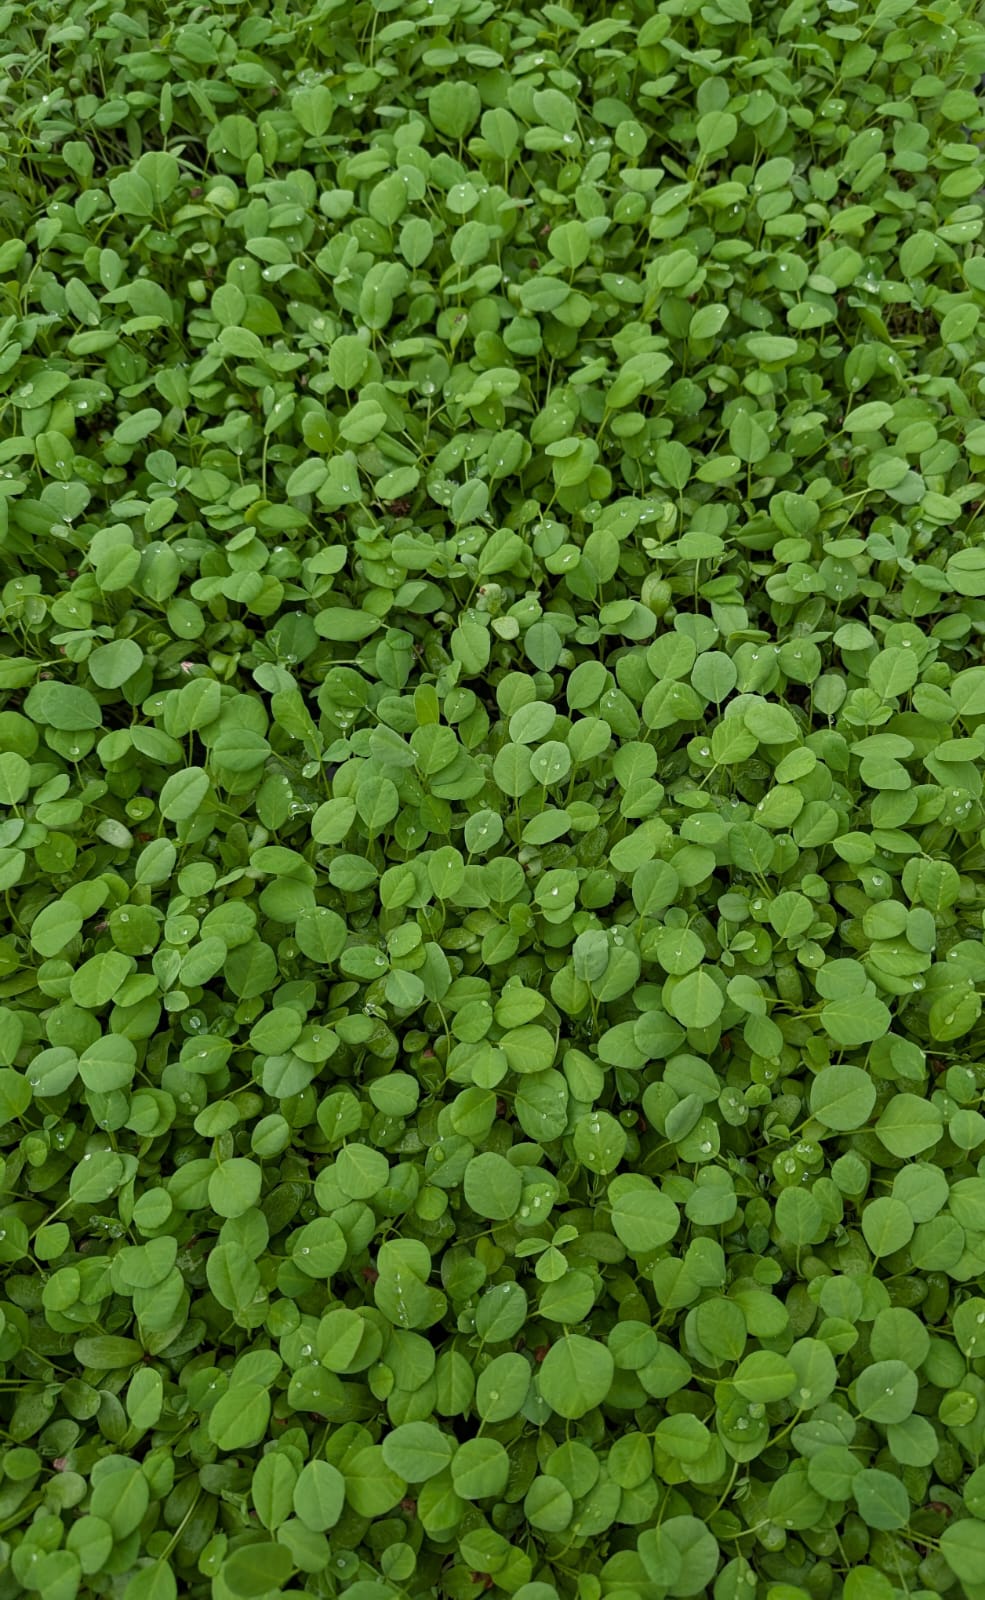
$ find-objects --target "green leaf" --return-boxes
[292,1459,345,1531]
[855,1360,917,1424]
[475,1353,531,1422]
[91,1466,149,1538]
[852,1468,911,1530]
[572,1110,627,1174]
[0,752,30,805]
[876,1094,944,1158]
[639,1517,719,1596]
[500,1026,556,1075]
[69,952,133,1009]
[666,968,723,1028]
[697,110,737,158]
[24,681,102,731]
[844,401,895,432]
[451,1438,510,1500]
[252,1452,298,1531]
[159,767,210,821]
[821,993,890,1048]
[208,1383,271,1450]
[89,640,144,688]
[810,1065,876,1131]
[220,1543,293,1597]
[609,1183,680,1253]
[463,1152,522,1220]
[124,1564,177,1600]
[732,1351,797,1403]
[125,1367,163,1430]
[538,1336,614,1419]
[941,1520,985,1585]
[30,900,84,958]
[208,1158,262,1219]
[382,1422,454,1482]
[861,1197,914,1257]
[774,1187,825,1248]
[294,906,347,963]
[335,1143,389,1200]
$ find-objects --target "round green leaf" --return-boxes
[538,1336,614,1419]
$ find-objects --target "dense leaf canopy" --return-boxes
[2,1,985,1598]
